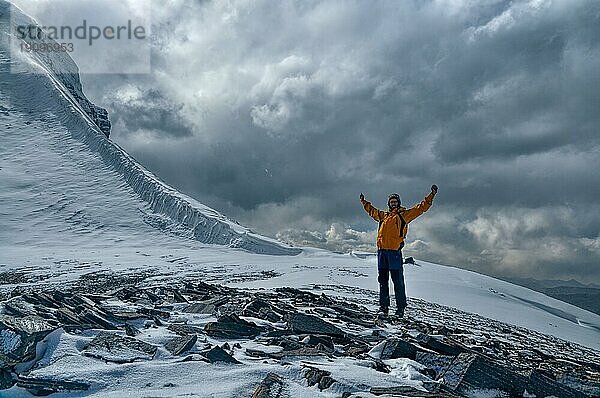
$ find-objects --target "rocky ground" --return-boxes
[1,271,599,397]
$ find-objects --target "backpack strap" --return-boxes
[398,213,406,236]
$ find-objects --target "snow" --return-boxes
[0,1,599,396]
[0,1,300,256]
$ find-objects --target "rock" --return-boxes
[370,384,461,397]
[264,329,296,338]
[167,324,204,336]
[371,359,391,373]
[343,341,372,357]
[414,351,455,380]
[526,369,589,398]
[3,297,38,317]
[0,315,56,365]
[304,366,335,390]
[124,323,141,337]
[103,311,145,321]
[251,373,284,398]
[202,345,240,364]
[243,298,282,322]
[82,332,157,363]
[442,353,528,396]
[1,368,15,390]
[164,334,197,356]
[137,307,170,318]
[171,289,188,303]
[415,333,465,356]
[54,307,83,326]
[204,314,264,339]
[16,376,89,396]
[270,346,330,359]
[183,295,229,314]
[336,314,374,327]
[79,309,118,330]
[368,337,418,360]
[436,326,453,336]
[184,302,215,314]
[285,313,346,338]
[245,348,273,358]
[34,292,62,309]
[273,336,304,351]
[82,293,113,303]
[62,81,111,138]
[144,320,156,329]
[302,334,334,350]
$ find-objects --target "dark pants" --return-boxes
[377,249,407,310]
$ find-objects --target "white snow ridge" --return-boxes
[1,2,599,398]
[0,0,300,256]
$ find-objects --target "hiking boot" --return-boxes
[394,308,405,318]
[377,307,389,317]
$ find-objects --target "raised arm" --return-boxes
[403,185,437,223]
[360,193,385,222]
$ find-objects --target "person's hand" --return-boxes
[359,193,365,201]
[431,184,438,194]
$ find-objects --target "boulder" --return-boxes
[3,296,38,317]
[164,334,197,356]
[1,368,15,390]
[285,313,345,338]
[184,302,215,314]
[167,324,204,336]
[304,366,335,390]
[16,376,89,396]
[414,351,456,380]
[0,315,56,365]
[414,333,465,356]
[302,334,334,350]
[243,298,282,322]
[124,323,141,337]
[202,345,240,364]
[368,337,418,360]
[442,353,528,396]
[82,332,157,363]
[526,369,589,398]
[204,314,264,339]
[251,373,284,398]
[370,384,461,397]
[270,346,330,359]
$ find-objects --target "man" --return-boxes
[360,185,438,317]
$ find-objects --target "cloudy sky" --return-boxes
[16,0,600,283]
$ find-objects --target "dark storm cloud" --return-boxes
[66,0,600,283]
[103,85,194,138]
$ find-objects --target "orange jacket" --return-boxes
[361,192,435,250]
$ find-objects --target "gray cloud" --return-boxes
[46,0,600,283]
[101,85,194,138]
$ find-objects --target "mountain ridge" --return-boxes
[0,0,300,256]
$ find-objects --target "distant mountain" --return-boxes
[503,277,600,316]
